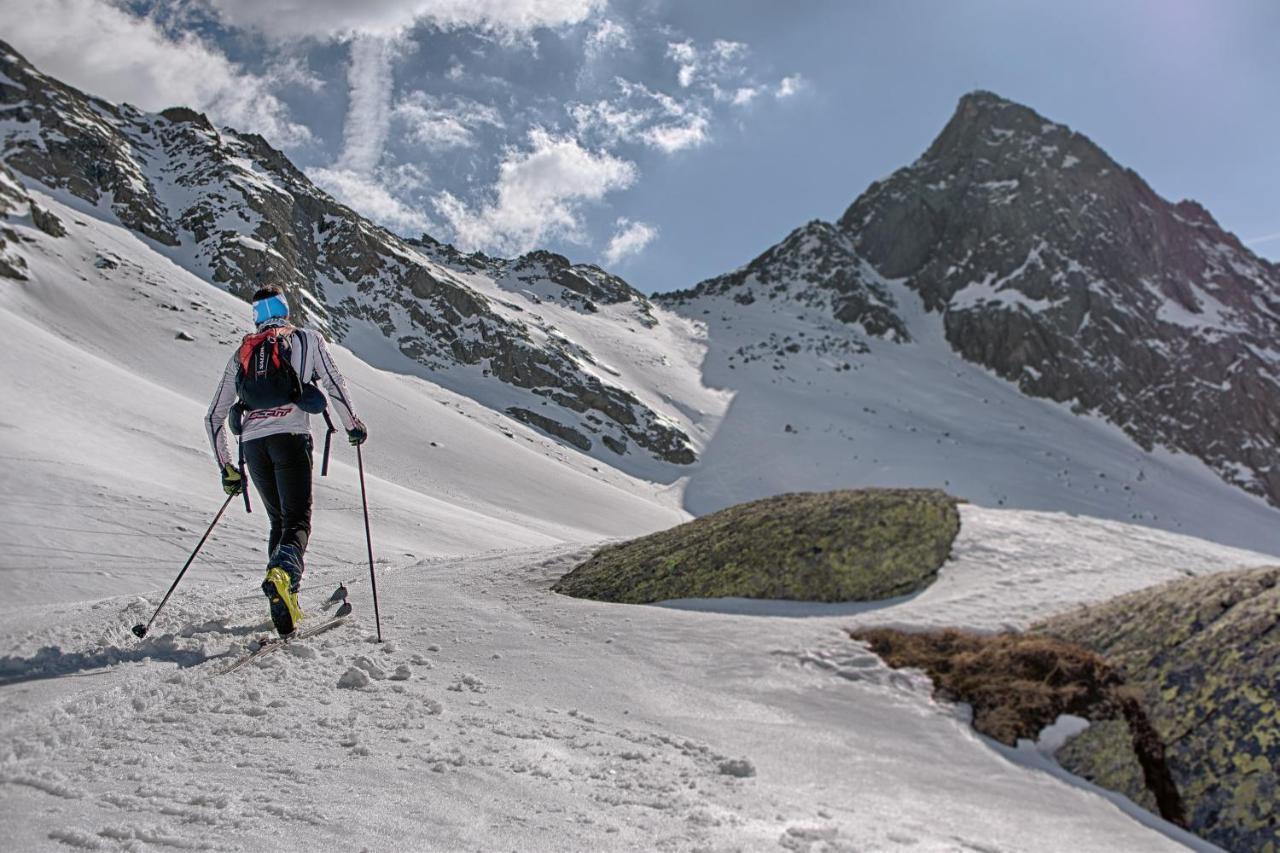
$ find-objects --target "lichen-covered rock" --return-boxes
[1039,566,1280,853]
[553,488,960,604]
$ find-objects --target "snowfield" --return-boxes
[2,179,1276,851]
[3,508,1263,852]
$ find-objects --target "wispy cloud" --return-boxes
[776,74,806,99]
[1245,231,1280,246]
[206,0,603,40]
[337,35,401,173]
[393,90,504,150]
[570,79,711,154]
[308,166,432,233]
[434,128,636,255]
[603,217,657,265]
[0,0,312,147]
[585,19,630,60]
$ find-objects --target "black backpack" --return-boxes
[235,326,302,410]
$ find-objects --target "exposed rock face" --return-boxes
[553,488,960,604]
[0,41,694,468]
[1040,566,1280,852]
[659,91,1280,507]
[840,91,1280,506]
[0,161,32,279]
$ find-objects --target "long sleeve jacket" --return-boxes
[206,326,361,468]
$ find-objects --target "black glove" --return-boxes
[221,463,244,496]
[347,421,368,446]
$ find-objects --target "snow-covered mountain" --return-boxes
[666,91,1280,513]
[3,41,1279,556]
[0,41,700,474]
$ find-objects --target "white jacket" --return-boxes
[206,325,361,468]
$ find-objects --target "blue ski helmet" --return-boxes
[251,289,290,325]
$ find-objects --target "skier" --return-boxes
[206,288,367,636]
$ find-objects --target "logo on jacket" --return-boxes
[245,407,293,421]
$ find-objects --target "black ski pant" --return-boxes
[242,432,313,567]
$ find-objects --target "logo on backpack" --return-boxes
[236,326,303,411]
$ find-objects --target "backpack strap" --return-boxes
[238,436,252,514]
[237,325,295,374]
[320,408,336,477]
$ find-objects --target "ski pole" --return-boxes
[131,492,236,638]
[356,444,383,642]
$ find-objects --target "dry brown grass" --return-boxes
[851,627,1187,827]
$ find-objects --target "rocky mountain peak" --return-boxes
[159,106,215,132]
[921,90,1069,162]
[831,91,1280,507]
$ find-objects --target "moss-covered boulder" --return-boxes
[552,488,960,604]
[1039,566,1280,853]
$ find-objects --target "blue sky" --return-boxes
[5,0,1278,293]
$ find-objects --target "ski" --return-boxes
[219,600,353,675]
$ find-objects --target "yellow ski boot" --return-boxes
[262,566,302,636]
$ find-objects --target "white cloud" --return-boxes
[265,55,326,93]
[308,166,432,234]
[711,40,748,63]
[336,35,402,173]
[570,79,711,154]
[434,128,636,255]
[776,74,806,99]
[667,40,698,88]
[730,86,760,107]
[666,37,749,91]
[585,19,630,60]
[0,0,312,147]
[602,217,657,265]
[386,162,431,193]
[207,0,602,40]
[568,99,649,147]
[641,114,709,153]
[393,90,504,150]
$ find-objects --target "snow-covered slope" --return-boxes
[3,504,1268,851]
[0,185,686,608]
[0,40,702,476]
[661,232,1280,554]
